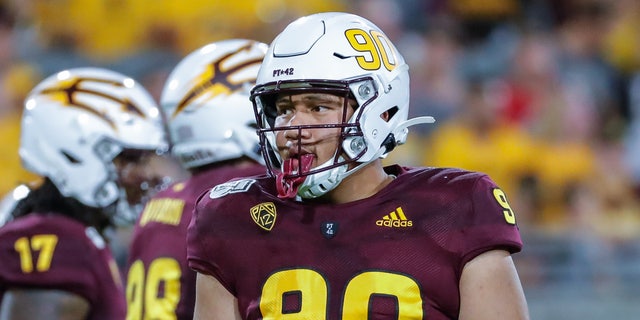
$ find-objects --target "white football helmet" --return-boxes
[19,67,168,220]
[252,12,434,199]
[161,39,268,169]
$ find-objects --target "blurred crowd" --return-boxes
[1,0,640,317]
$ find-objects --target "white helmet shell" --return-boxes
[252,12,417,199]
[161,39,268,169]
[20,67,168,209]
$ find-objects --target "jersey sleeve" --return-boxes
[459,174,523,265]
[186,189,236,294]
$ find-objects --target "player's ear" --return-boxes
[380,110,389,121]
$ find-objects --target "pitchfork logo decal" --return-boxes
[172,41,263,118]
[250,202,277,231]
[38,76,145,129]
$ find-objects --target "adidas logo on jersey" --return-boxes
[376,207,413,228]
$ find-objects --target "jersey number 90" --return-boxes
[260,268,423,318]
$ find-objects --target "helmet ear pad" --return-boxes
[341,74,410,162]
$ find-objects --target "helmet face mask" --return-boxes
[252,78,374,178]
[20,67,169,224]
[252,12,415,199]
[161,39,268,169]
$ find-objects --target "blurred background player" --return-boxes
[188,12,529,319]
[0,67,170,319]
[125,39,267,320]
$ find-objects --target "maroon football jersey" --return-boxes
[0,213,125,319]
[126,164,266,320]
[188,165,523,319]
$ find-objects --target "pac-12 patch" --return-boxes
[251,202,277,231]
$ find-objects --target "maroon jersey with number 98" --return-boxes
[127,164,266,320]
[187,165,523,319]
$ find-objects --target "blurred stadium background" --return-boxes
[1,0,640,318]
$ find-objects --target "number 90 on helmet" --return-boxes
[251,12,434,198]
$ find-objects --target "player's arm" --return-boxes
[0,289,89,320]
[194,273,242,320]
[458,249,530,320]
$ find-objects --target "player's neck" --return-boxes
[324,160,393,204]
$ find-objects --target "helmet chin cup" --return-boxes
[296,159,348,199]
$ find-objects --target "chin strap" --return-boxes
[336,115,437,184]
[276,116,436,199]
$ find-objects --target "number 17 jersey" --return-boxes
[0,214,125,319]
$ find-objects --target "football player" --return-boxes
[0,67,169,319]
[125,39,267,320]
[187,13,530,319]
